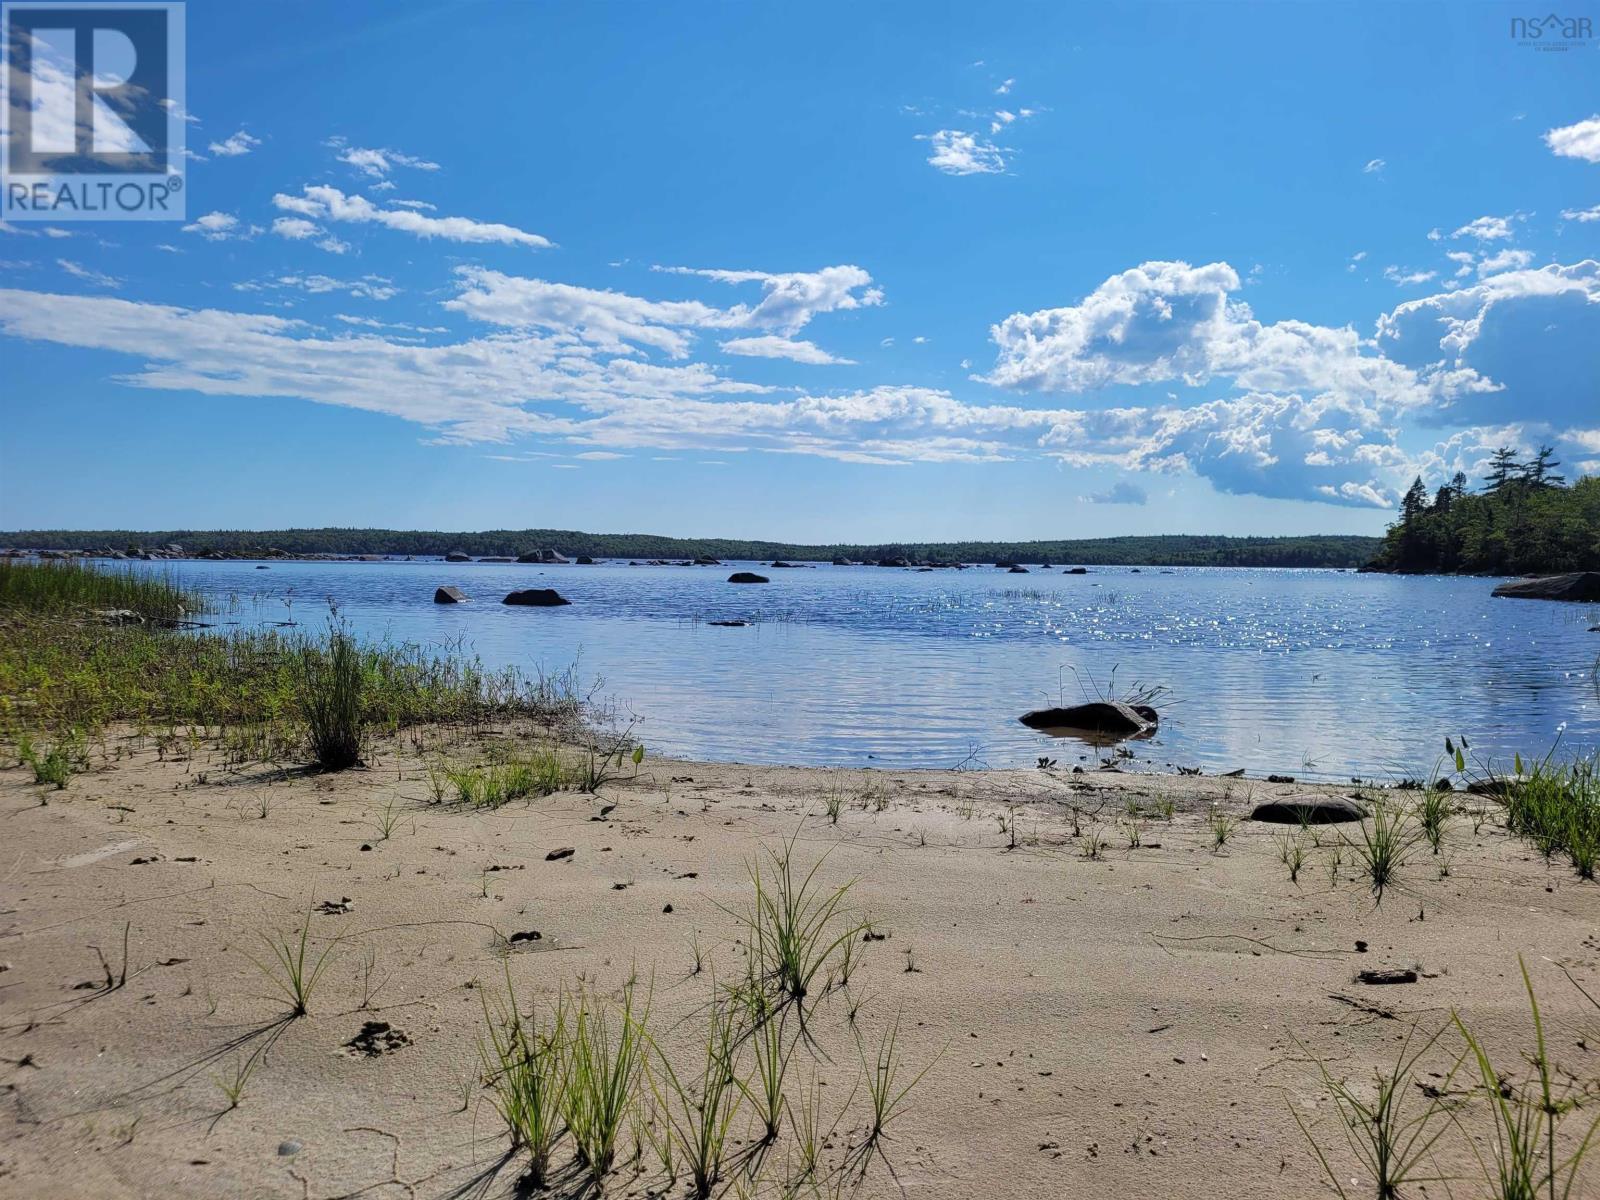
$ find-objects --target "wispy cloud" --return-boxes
[57,259,119,288]
[1363,158,1386,174]
[272,186,551,248]
[1084,481,1148,505]
[327,136,442,177]
[720,335,853,364]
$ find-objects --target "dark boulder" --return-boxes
[517,549,570,564]
[1008,565,1030,574]
[576,555,596,565]
[832,557,852,566]
[694,555,721,566]
[878,556,909,568]
[1249,796,1367,825]
[1065,567,1089,575]
[728,572,769,584]
[1018,701,1156,738]
[478,556,513,563]
[434,586,470,604]
[502,588,571,607]
[1491,572,1600,603]
[770,560,802,568]
[444,551,471,562]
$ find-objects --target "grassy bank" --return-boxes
[0,559,588,773]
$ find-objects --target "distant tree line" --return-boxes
[1372,445,1599,574]
[0,528,1384,568]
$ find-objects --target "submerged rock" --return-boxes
[433,586,469,604]
[444,551,470,562]
[1249,796,1367,825]
[1491,572,1600,602]
[1018,701,1156,738]
[1008,565,1030,574]
[728,572,769,584]
[502,588,570,607]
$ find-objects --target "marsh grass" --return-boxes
[1503,754,1600,879]
[1278,832,1307,884]
[480,967,568,1187]
[1207,806,1238,851]
[1292,1022,1461,1200]
[850,1014,936,1179]
[738,834,862,1014]
[299,628,364,770]
[740,988,791,1148]
[22,728,86,789]
[1416,789,1452,855]
[563,982,650,1188]
[1456,958,1600,1200]
[446,751,573,808]
[2,568,586,766]
[647,1000,745,1199]
[252,909,339,1017]
[0,557,192,621]
[1349,801,1419,904]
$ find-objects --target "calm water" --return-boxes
[133,559,1599,780]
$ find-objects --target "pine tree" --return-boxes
[1524,444,1565,489]
[1483,447,1522,492]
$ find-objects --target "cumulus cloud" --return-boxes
[180,211,254,241]
[271,186,551,248]
[271,216,319,240]
[1450,215,1518,241]
[1545,115,1600,163]
[921,130,1006,175]
[1560,203,1600,223]
[653,263,883,334]
[4,253,1595,508]
[208,130,261,157]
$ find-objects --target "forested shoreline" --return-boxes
[0,529,1382,568]
[1370,446,1599,576]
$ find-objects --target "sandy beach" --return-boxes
[2,726,1596,1199]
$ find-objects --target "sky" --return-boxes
[0,1,1597,541]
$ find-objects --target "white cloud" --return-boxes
[236,273,398,301]
[1363,158,1386,174]
[208,130,261,157]
[1384,265,1437,286]
[181,211,251,241]
[1544,115,1600,164]
[921,130,1006,175]
[1084,481,1147,505]
[271,186,551,248]
[1476,248,1534,275]
[720,335,853,364]
[653,263,883,334]
[1450,214,1517,241]
[1560,203,1600,223]
[995,78,1015,95]
[271,217,319,240]
[56,259,119,288]
[328,139,441,177]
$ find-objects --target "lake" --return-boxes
[131,558,1598,781]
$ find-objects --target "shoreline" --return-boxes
[2,726,1596,1198]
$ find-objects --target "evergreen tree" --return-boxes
[1524,444,1565,489]
[1483,447,1522,492]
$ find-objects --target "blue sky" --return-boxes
[1,1,1597,540]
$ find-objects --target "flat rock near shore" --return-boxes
[0,739,1592,1199]
[1491,572,1600,602]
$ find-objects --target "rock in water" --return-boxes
[1008,565,1030,573]
[1017,702,1156,738]
[1065,567,1089,574]
[728,572,770,584]
[502,588,571,606]
[444,551,471,562]
[434,586,469,604]
[1491,572,1600,602]
[517,549,571,564]
[1250,796,1367,825]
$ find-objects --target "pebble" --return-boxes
[277,1140,302,1157]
